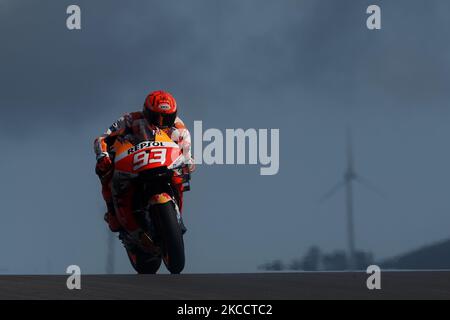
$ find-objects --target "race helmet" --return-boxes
[143,90,177,128]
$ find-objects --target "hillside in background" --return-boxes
[381,238,450,270]
[259,238,450,271]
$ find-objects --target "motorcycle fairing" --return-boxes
[112,130,182,174]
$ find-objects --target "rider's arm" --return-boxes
[93,114,131,160]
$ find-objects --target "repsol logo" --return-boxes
[127,141,166,154]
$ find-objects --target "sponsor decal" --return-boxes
[127,141,170,155]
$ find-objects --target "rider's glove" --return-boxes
[95,154,113,178]
[185,157,196,173]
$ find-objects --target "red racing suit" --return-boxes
[94,111,194,233]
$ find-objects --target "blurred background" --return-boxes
[1,0,450,274]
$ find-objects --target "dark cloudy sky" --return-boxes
[1,0,450,274]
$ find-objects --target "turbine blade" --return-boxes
[355,175,387,199]
[319,180,346,204]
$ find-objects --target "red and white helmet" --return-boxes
[143,90,177,128]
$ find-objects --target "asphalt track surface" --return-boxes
[0,272,449,299]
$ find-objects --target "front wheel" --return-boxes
[155,202,185,274]
[126,249,162,274]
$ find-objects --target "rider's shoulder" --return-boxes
[128,111,145,121]
[118,112,144,126]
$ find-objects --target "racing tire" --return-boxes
[156,201,185,274]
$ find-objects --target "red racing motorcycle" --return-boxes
[110,129,190,274]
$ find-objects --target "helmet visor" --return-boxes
[144,108,177,128]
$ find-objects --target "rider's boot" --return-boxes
[104,201,122,232]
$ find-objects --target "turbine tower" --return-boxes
[344,128,356,269]
[320,128,383,270]
[106,230,115,274]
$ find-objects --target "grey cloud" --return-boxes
[1,1,450,274]
[3,1,450,137]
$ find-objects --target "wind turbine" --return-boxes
[320,128,384,270]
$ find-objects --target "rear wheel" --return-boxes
[126,249,162,274]
[156,202,185,274]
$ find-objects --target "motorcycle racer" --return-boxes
[93,90,195,242]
